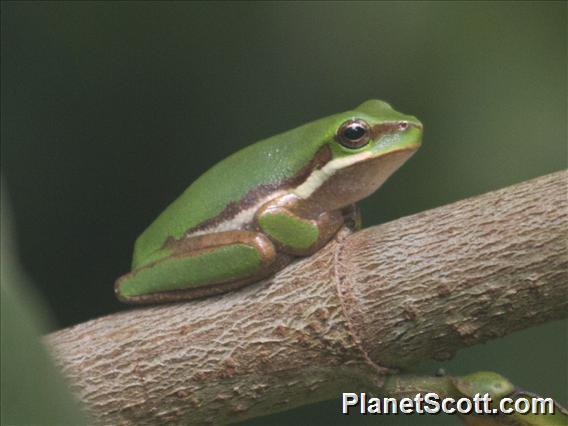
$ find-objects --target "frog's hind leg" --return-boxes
[115,231,290,304]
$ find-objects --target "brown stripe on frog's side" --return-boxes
[162,145,332,249]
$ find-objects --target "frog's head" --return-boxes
[294,99,423,211]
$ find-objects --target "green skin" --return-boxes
[115,100,423,304]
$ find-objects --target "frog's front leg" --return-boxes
[115,231,291,304]
[255,194,349,256]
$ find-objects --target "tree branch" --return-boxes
[47,171,568,425]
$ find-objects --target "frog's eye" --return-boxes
[336,119,371,149]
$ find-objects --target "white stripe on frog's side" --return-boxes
[186,190,288,238]
[292,151,372,199]
[187,152,371,238]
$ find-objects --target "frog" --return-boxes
[115,100,422,304]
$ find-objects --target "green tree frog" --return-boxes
[115,100,422,304]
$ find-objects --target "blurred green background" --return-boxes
[1,2,566,425]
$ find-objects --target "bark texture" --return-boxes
[47,171,568,425]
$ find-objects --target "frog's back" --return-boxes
[132,116,335,269]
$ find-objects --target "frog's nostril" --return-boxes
[398,121,409,131]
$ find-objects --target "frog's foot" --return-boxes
[341,203,362,231]
[255,196,345,256]
[115,231,290,304]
